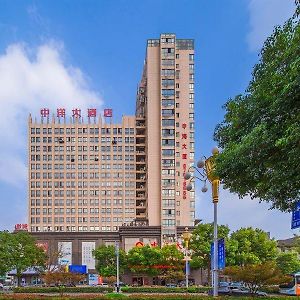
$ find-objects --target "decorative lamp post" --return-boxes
[184,147,220,297]
[181,227,192,289]
[115,241,120,293]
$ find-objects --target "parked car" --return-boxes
[99,283,109,287]
[114,282,126,287]
[231,287,268,297]
[165,283,177,288]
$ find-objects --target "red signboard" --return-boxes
[57,108,66,117]
[104,109,113,117]
[88,108,97,117]
[40,108,50,117]
[72,108,81,117]
[14,224,28,231]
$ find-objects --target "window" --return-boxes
[162,119,175,127]
[161,59,175,66]
[162,149,175,156]
[162,79,174,87]
[162,89,175,97]
[162,129,175,137]
[162,99,175,107]
[189,54,194,61]
[161,69,175,76]
[189,64,194,70]
[162,139,175,146]
[162,109,174,117]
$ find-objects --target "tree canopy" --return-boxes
[93,245,127,277]
[0,231,47,285]
[276,251,300,274]
[224,261,288,294]
[189,223,230,270]
[214,3,300,211]
[226,227,278,266]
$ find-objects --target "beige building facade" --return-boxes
[28,34,195,241]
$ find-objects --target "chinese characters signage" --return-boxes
[14,224,28,231]
[104,108,113,117]
[39,108,111,118]
[182,123,188,199]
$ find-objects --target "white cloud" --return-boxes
[247,0,295,52]
[196,186,294,240]
[0,42,103,187]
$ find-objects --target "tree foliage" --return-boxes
[189,223,230,270]
[93,245,127,277]
[0,231,47,285]
[214,3,300,211]
[276,251,300,274]
[127,245,162,276]
[226,227,278,266]
[224,261,289,294]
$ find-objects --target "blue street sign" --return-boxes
[185,261,190,276]
[210,239,226,270]
[69,265,87,274]
[218,238,225,269]
[291,202,300,229]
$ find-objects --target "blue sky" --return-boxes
[0,0,296,238]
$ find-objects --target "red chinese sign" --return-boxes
[104,108,113,117]
[14,224,28,231]
[88,108,97,117]
[135,241,144,247]
[57,108,66,118]
[72,108,81,118]
[40,108,50,117]
[182,123,188,199]
[40,108,99,118]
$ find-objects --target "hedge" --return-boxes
[13,286,211,294]
[0,295,295,300]
[121,286,210,293]
[13,286,114,293]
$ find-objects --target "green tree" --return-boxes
[0,231,47,286]
[214,3,300,211]
[127,245,162,277]
[227,227,278,266]
[224,261,288,294]
[0,231,14,276]
[189,223,230,283]
[159,244,184,283]
[93,245,127,277]
[276,251,300,274]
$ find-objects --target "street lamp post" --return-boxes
[184,147,220,297]
[181,227,192,289]
[115,241,120,293]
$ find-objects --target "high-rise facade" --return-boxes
[28,34,195,239]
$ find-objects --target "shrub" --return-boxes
[121,286,210,293]
[13,286,114,293]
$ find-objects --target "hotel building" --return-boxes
[28,34,195,244]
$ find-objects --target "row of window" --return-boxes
[30,189,136,197]
[31,137,136,144]
[30,172,136,179]
[30,225,132,232]
[31,181,135,188]
[31,216,128,224]
[31,207,135,215]
[31,127,134,135]
[30,198,136,206]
